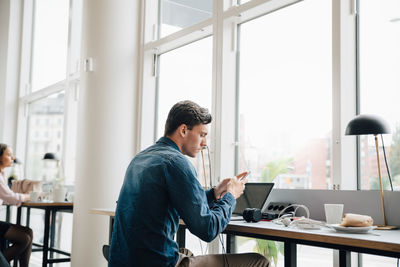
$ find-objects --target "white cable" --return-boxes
[272,204,326,229]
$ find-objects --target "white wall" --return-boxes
[0,0,22,148]
[71,0,141,266]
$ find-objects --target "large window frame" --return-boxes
[138,0,359,189]
[16,0,82,185]
[137,0,387,266]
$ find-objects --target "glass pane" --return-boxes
[235,237,333,267]
[159,0,213,38]
[359,0,400,191]
[157,37,212,187]
[31,0,69,92]
[25,92,64,181]
[237,0,332,190]
[362,254,398,267]
[157,39,212,180]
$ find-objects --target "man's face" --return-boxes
[181,124,208,158]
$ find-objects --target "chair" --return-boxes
[0,251,10,267]
[0,239,8,253]
[102,244,110,262]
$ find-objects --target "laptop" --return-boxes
[230,183,274,221]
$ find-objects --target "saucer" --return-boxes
[328,224,377,234]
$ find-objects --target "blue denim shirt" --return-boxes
[109,137,236,267]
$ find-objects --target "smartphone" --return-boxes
[239,171,251,181]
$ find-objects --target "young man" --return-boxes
[109,100,269,267]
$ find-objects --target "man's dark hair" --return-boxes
[164,100,212,136]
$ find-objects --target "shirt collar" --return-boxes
[157,137,181,153]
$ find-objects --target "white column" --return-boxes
[0,0,22,147]
[71,0,140,266]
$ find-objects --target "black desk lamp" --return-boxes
[43,152,61,180]
[43,153,59,161]
[345,114,396,230]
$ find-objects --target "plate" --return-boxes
[328,224,377,234]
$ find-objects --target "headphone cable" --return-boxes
[219,234,230,267]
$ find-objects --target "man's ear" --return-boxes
[178,124,187,137]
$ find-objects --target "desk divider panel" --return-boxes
[266,189,400,226]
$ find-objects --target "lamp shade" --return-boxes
[345,114,391,136]
[43,152,59,161]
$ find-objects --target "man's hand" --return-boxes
[213,178,231,200]
[214,172,248,200]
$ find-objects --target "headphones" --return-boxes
[243,208,262,223]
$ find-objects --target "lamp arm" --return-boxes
[375,135,387,226]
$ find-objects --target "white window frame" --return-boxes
[16,0,82,185]
[138,0,359,189]
[137,0,385,265]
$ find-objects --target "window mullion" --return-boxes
[332,0,358,191]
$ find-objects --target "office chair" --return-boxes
[102,245,110,262]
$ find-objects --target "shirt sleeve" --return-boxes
[165,156,236,242]
[0,182,25,206]
[205,188,216,206]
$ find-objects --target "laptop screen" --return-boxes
[233,183,274,215]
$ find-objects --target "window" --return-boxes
[25,92,64,180]
[158,0,213,38]
[141,0,399,265]
[18,0,81,185]
[358,1,400,266]
[237,0,332,190]
[31,0,70,92]
[359,0,400,191]
[16,1,81,264]
[156,37,213,188]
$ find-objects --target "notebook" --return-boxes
[230,183,274,221]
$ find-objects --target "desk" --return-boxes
[222,221,400,267]
[91,209,400,267]
[14,202,73,267]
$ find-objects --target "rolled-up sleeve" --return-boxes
[166,156,236,242]
[0,183,25,206]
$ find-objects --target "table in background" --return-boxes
[91,208,400,267]
[8,202,73,267]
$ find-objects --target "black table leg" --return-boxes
[16,207,22,225]
[176,226,186,248]
[109,217,114,244]
[26,207,31,227]
[284,242,297,267]
[339,250,351,267]
[6,206,10,223]
[42,208,51,267]
[12,209,20,267]
[49,210,57,267]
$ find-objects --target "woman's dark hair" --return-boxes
[164,100,212,136]
[0,143,8,165]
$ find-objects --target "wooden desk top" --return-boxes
[90,208,400,255]
[226,220,400,254]
[22,201,73,207]
[89,208,115,216]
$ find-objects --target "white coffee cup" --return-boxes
[52,187,67,202]
[29,191,40,202]
[324,204,344,224]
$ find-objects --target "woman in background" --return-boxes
[0,144,32,267]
